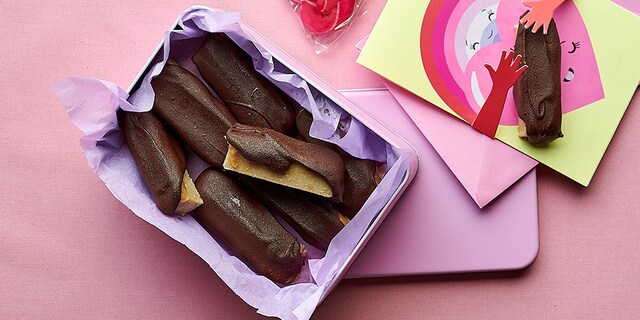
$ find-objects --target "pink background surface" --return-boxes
[1,1,639,319]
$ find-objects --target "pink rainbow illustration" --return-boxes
[420,0,604,125]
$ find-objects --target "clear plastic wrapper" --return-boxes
[289,0,366,53]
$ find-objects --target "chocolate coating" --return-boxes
[241,177,344,251]
[340,156,377,218]
[192,33,295,133]
[514,14,563,145]
[193,169,304,284]
[118,111,185,216]
[151,60,237,168]
[226,123,345,202]
[296,110,376,216]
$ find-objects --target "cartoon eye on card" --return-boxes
[463,7,500,55]
[420,0,605,126]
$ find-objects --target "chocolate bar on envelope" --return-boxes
[53,7,417,320]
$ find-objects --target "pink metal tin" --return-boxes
[126,6,418,312]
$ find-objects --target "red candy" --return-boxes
[301,2,338,34]
[300,0,356,35]
[336,0,355,27]
[317,0,339,12]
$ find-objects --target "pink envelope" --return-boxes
[357,37,537,208]
[611,0,640,15]
[385,82,537,208]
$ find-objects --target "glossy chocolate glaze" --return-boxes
[514,15,563,145]
[119,111,185,216]
[192,33,295,133]
[296,110,376,216]
[226,123,345,202]
[151,60,237,168]
[241,177,344,251]
[193,169,304,284]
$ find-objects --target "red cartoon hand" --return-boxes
[484,50,528,92]
[520,0,565,34]
[471,51,527,138]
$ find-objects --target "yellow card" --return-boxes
[358,0,640,186]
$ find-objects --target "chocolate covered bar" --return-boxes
[118,110,202,216]
[223,123,345,202]
[241,177,347,251]
[151,60,237,168]
[340,156,379,217]
[514,14,563,145]
[192,34,296,133]
[193,169,305,284]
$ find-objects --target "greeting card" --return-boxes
[358,0,640,185]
